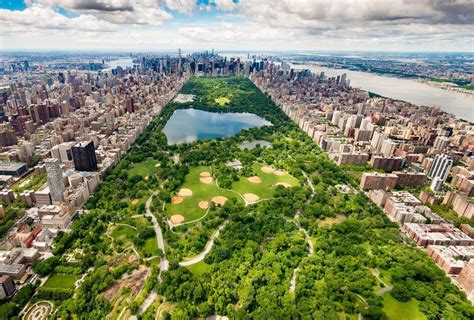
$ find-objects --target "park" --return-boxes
[21,76,473,320]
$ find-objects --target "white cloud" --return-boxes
[0,4,118,33]
[163,0,196,15]
[28,0,173,25]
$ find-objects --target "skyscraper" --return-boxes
[72,141,98,171]
[428,154,453,183]
[45,158,65,202]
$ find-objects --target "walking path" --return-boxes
[179,220,229,266]
[290,171,315,293]
[138,290,157,315]
[145,193,168,271]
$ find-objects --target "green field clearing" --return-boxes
[43,273,77,289]
[111,225,136,242]
[382,294,426,320]
[140,237,160,257]
[128,158,160,177]
[231,163,299,200]
[166,166,242,222]
[215,97,230,105]
[186,261,212,276]
[165,164,299,223]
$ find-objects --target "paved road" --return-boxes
[138,290,157,315]
[179,220,229,267]
[302,171,315,197]
[145,193,168,271]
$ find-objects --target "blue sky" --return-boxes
[0,0,472,52]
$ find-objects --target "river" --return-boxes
[291,63,474,122]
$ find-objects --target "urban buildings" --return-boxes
[71,141,97,171]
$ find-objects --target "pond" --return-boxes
[162,108,272,144]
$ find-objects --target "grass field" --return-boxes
[166,166,241,222]
[318,214,347,227]
[111,225,136,242]
[141,237,160,256]
[186,261,212,275]
[382,293,426,320]
[128,158,160,177]
[215,97,230,106]
[44,273,77,289]
[231,163,299,200]
[165,164,299,223]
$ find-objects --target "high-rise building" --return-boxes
[371,131,388,153]
[45,158,65,202]
[72,141,98,172]
[428,154,453,183]
[433,136,450,151]
[381,139,397,157]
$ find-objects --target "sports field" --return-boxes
[166,166,240,223]
[165,164,299,225]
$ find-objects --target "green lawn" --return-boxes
[140,237,160,257]
[215,97,230,105]
[166,166,242,222]
[186,261,212,275]
[231,163,300,200]
[44,273,77,289]
[166,164,299,223]
[128,158,160,177]
[111,225,136,242]
[382,293,426,320]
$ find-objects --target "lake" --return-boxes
[291,63,474,121]
[162,108,272,144]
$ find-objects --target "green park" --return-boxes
[10,76,471,320]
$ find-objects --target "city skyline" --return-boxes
[1,0,473,52]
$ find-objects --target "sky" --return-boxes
[0,0,473,52]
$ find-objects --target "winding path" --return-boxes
[290,170,315,293]
[302,171,315,198]
[179,220,229,267]
[145,193,168,271]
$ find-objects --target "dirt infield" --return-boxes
[212,196,228,206]
[155,163,161,168]
[172,196,183,204]
[178,188,193,197]
[243,193,260,203]
[198,201,210,209]
[261,166,275,173]
[200,177,214,184]
[273,170,285,176]
[171,215,185,224]
[131,199,140,205]
[276,182,292,188]
[200,171,212,177]
[247,176,262,184]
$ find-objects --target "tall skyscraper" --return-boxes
[72,141,98,172]
[428,154,453,183]
[45,158,65,202]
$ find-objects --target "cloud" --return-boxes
[0,4,118,33]
[163,0,196,15]
[27,0,173,24]
[213,0,238,12]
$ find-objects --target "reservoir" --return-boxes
[291,63,474,122]
[163,108,271,144]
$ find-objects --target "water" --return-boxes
[103,58,134,70]
[291,64,474,121]
[162,108,272,144]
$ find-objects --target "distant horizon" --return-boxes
[1,1,472,52]
[1,49,474,54]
